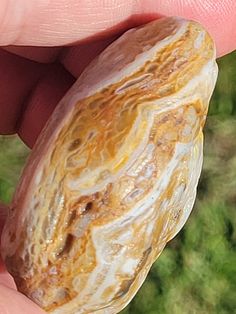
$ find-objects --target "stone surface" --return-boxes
[1,17,218,314]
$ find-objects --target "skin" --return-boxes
[0,1,235,313]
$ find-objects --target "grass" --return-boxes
[0,51,235,313]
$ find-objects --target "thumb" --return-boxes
[0,204,45,313]
[0,284,46,314]
[0,0,235,56]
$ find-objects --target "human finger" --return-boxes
[0,0,235,56]
[0,49,74,146]
[0,284,46,314]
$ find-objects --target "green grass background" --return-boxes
[0,52,235,313]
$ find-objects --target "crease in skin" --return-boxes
[1,17,218,314]
[0,0,235,54]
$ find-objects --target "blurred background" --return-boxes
[0,51,235,313]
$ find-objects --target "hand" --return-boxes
[0,1,235,313]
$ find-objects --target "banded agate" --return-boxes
[1,17,218,314]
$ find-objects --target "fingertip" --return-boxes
[140,0,236,57]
